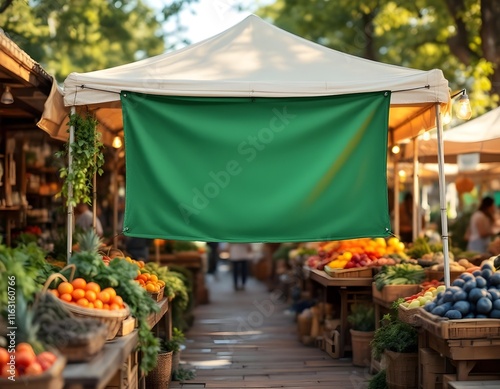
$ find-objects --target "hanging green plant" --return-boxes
[55,112,105,207]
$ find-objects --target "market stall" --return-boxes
[38,14,451,251]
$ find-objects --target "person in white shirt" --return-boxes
[466,196,496,254]
[228,243,252,291]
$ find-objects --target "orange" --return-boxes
[16,343,35,357]
[0,347,8,366]
[57,282,73,295]
[145,283,156,292]
[49,289,59,298]
[85,290,97,302]
[102,303,110,310]
[87,302,94,309]
[60,293,72,303]
[109,303,121,310]
[71,288,86,301]
[111,295,123,306]
[103,287,116,299]
[137,274,148,282]
[94,299,103,309]
[85,282,101,294]
[149,274,158,283]
[76,298,89,307]
[97,291,110,303]
[71,278,87,290]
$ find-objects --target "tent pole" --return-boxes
[412,137,420,241]
[67,106,75,260]
[394,155,400,237]
[435,103,451,288]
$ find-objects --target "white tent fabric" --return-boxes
[403,106,500,163]
[38,14,450,144]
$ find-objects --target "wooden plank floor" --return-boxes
[170,264,371,388]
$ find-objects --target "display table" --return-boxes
[309,269,372,358]
[63,298,170,389]
[417,310,500,383]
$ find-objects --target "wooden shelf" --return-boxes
[63,331,138,389]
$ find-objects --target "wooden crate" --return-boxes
[324,330,340,359]
[324,266,372,278]
[416,309,500,340]
[372,283,420,304]
[425,269,463,283]
[117,316,136,337]
[398,304,422,326]
[420,348,447,389]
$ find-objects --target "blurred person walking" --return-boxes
[228,243,253,291]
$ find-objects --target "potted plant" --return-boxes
[146,340,174,389]
[164,327,185,373]
[371,314,418,389]
[347,303,375,367]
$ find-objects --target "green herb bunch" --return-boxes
[56,112,105,207]
[371,314,418,359]
[0,241,55,308]
[161,327,185,353]
[347,303,375,332]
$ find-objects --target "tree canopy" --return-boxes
[0,0,197,81]
[257,0,499,119]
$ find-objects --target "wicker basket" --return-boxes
[146,351,173,389]
[43,266,130,341]
[397,305,421,326]
[57,320,108,362]
[385,349,418,389]
[148,286,165,302]
[0,351,66,389]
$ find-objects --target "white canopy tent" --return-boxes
[38,14,454,284]
[403,106,500,164]
[39,15,450,144]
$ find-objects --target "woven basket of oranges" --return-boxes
[44,265,130,340]
[135,272,165,302]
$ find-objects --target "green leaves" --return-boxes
[57,112,105,207]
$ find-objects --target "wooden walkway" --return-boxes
[171,264,371,388]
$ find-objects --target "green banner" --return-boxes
[121,92,391,242]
